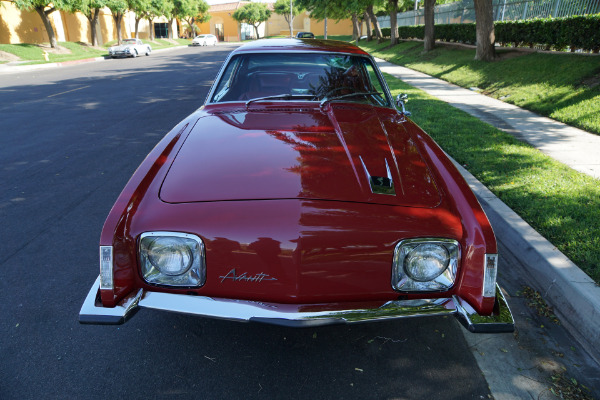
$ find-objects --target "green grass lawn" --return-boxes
[0,42,106,64]
[359,40,600,135]
[383,73,600,283]
[316,35,352,42]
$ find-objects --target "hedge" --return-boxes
[380,13,600,52]
[496,14,600,52]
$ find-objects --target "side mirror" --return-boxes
[396,93,411,117]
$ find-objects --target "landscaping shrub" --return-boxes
[393,13,600,52]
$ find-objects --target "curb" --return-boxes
[0,44,189,75]
[453,160,600,365]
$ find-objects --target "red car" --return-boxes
[80,39,514,333]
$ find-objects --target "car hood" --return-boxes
[109,44,131,50]
[160,104,441,207]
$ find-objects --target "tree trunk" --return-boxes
[168,18,174,39]
[35,6,57,48]
[389,0,398,45]
[351,13,360,42]
[135,17,141,38]
[114,13,124,44]
[149,19,155,41]
[324,16,327,39]
[254,24,260,39]
[85,10,100,46]
[184,17,195,37]
[91,9,100,46]
[284,14,292,37]
[363,12,372,41]
[424,0,435,52]
[367,5,383,42]
[474,0,496,61]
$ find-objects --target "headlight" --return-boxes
[139,232,206,287]
[392,238,459,292]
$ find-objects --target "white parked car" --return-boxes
[108,38,151,58]
[192,34,218,46]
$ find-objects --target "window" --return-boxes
[210,53,390,108]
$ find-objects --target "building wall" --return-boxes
[61,11,90,43]
[0,2,54,44]
[0,2,155,45]
[310,19,354,36]
[197,12,242,42]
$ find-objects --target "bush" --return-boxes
[381,27,391,38]
[436,23,476,44]
[398,25,424,39]
[392,14,600,52]
[496,15,600,52]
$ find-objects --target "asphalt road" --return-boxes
[0,45,596,400]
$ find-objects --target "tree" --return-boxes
[165,0,205,39]
[365,2,383,42]
[363,11,372,41]
[106,0,128,44]
[12,0,70,48]
[128,0,150,38]
[423,0,435,51]
[65,0,106,46]
[231,2,271,39]
[297,0,368,41]
[351,12,360,41]
[474,0,495,61]
[146,0,172,41]
[182,0,209,38]
[273,0,302,38]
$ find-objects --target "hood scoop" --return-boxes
[359,156,395,196]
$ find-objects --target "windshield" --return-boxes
[210,53,390,108]
[124,39,136,44]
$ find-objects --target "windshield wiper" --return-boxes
[245,94,314,109]
[319,91,382,108]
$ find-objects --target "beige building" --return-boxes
[196,2,355,42]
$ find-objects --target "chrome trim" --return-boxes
[79,276,143,324]
[359,156,396,195]
[453,285,515,333]
[396,93,411,116]
[79,277,514,332]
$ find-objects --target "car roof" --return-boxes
[231,39,369,56]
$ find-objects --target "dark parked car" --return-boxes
[296,32,315,38]
[80,39,514,333]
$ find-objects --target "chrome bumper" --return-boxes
[79,276,514,333]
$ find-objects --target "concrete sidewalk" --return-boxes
[375,59,600,366]
[376,58,600,180]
